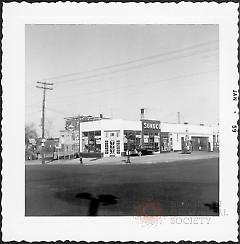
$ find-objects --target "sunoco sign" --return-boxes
[142,120,161,131]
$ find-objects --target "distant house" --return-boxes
[25,137,60,160]
[44,138,60,153]
[25,138,38,160]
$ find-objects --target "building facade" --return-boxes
[59,118,219,158]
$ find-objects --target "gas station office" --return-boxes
[60,117,219,158]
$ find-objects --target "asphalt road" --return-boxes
[25,157,219,216]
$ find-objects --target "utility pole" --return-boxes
[36,81,53,164]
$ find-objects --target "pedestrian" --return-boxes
[80,155,83,164]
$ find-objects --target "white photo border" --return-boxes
[2,2,239,242]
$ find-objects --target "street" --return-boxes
[25,153,219,216]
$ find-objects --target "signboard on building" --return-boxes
[141,119,161,147]
[65,115,105,131]
[142,119,161,132]
[154,136,159,142]
[144,136,149,143]
[29,138,36,145]
[96,139,101,144]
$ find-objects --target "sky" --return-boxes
[25,24,219,137]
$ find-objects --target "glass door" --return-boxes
[109,140,115,156]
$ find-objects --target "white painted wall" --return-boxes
[81,120,102,131]
[80,119,141,156]
[161,122,216,135]
[171,133,214,151]
[121,120,142,131]
[172,133,182,151]
[162,123,216,151]
[63,119,218,155]
[208,135,214,151]
[59,130,73,145]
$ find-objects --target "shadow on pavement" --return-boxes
[54,190,118,216]
[75,193,118,216]
[89,158,100,161]
[204,201,219,213]
[46,158,57,164]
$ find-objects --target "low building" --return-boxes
[59,117,219,158]
[58,130,78,158]
[26,137,60,160]
[161,122,219,152]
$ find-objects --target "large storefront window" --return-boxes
[82,130,101,153]
[142,131,160,151]
[116,140,120,154]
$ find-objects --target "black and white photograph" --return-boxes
[25,24,220,217]
[2,2,238,242]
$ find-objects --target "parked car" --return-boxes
[136,146,154,155]
[182,145,191,154]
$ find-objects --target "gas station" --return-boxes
[59,115,219,158]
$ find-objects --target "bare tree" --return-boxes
[25,123,38,142]
[25,123,38,160]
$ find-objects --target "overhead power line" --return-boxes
[51,47,218,86]
[26,49,219,106]
[47,69,218,104]
[45,107,67,116]
[37,40,218,83]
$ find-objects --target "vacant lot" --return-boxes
[26,157,219,216]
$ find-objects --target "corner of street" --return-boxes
[26,151,219,216]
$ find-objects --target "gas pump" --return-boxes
[182,134,191,154]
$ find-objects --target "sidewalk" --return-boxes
[25,151,219,166]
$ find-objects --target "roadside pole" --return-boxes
[159,129,162,153]
[36,81,53,164]
[78,115,83,164]
[126,134,131,164]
